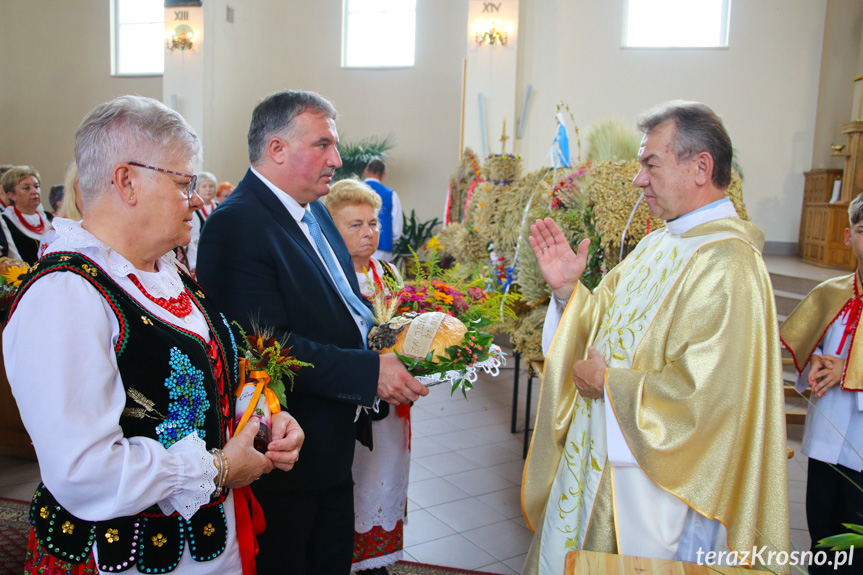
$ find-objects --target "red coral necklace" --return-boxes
[128,274,193,318]
[836,277,863,354]
[14,206,45,234]
[369,259,385,294]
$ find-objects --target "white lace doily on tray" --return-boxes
[416,344,505,394]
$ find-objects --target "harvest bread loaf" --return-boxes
[368,311,467,362]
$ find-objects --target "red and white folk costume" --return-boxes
[4,219,243,574]
[352,257,410,570]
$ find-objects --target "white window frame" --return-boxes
[622,0,731,49]
[342,0,417,69]
[110,0,165,77]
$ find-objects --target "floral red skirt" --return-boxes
[25,529,98,575]
[352,521,403,569]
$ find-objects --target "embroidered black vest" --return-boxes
[3,213,42,264]
[9,252,239,573]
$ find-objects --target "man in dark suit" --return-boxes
[196,90,427,575]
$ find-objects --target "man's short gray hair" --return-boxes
[248,90,337,165]
[636,100,733,189]
[75,95,202,205]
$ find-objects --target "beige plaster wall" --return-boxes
[0,0,162,195]
[198,0,468,225]
[516,0,829,243]
[811,0,863,171]
[3,0,863,244]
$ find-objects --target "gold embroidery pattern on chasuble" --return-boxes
[542,232,702,568]
[596,241,682,364]
[555,404,601,548]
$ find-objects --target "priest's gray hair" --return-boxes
[636,100,732,190]
[248,90,337,166]
[75,96,202,205]
[850,193,863,226]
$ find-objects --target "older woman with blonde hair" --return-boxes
[324,179,402,297]
[5,95,304,574]
[1,165,52,263]
[324,178,408,573]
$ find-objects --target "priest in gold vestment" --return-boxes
[521,102,789,574]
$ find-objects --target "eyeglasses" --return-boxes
[127,162,198,199]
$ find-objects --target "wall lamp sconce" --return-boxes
[167,24,196,51]
[474,19,511,46]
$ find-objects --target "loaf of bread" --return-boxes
[369,311,467,363]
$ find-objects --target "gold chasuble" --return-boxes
[521,217,789,574]
[781,273,863,392]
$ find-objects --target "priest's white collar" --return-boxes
[665,198,738,237]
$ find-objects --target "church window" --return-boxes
[342,0,416,68]
[623,0,730,48]
[112,0,165,75]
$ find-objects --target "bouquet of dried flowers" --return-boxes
[232,321,313,407]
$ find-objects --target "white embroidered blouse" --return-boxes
[3,218,241,574]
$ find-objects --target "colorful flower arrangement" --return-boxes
[0,258,30,318]
[549,165,589,211]
[445,149,483,225]
[394,251,518,323]
[369,252,516,396]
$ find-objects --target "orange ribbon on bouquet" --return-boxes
[231,358,276,574]
[234,360,281,435]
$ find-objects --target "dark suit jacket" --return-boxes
[196,169,379,491]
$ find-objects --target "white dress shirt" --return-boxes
[798,310,863,471]
[250,167,370,341]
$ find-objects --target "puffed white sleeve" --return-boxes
[541,294,567,356]
[3,272,215,521]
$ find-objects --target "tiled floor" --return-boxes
[0,347,812,575]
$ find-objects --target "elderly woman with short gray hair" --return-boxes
[5,95,304,575]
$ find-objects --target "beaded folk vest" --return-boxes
[9,252,239,573]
